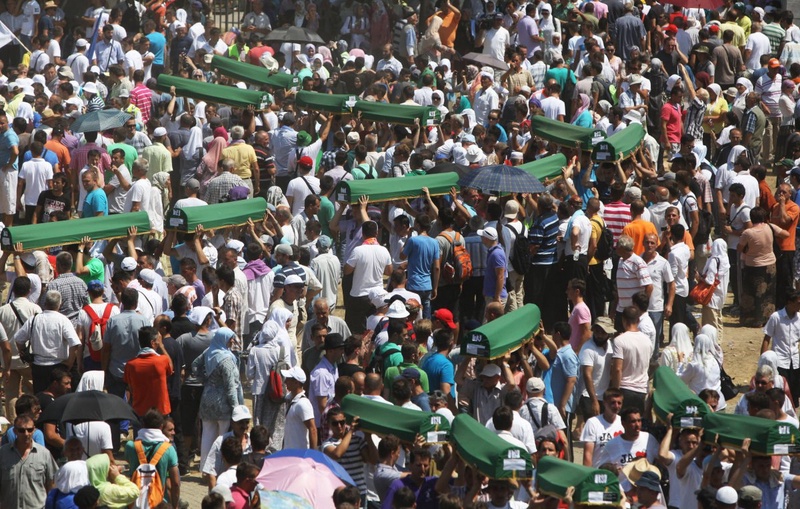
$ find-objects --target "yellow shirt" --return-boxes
[222,142,257,179]
[588,214,604,266]
[703,96,728,134]
[721,21,746,48]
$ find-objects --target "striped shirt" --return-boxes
[129,84,152,124]
[464,233,488,277]
[323,433,367,494]
[602,201,631,245]
[755,73,783,118]
[762,23,785,55]
[684,97,706,142]
[615,253,653,312]
[529,211,559,265]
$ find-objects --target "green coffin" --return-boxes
[156,74,272,110]
[334,172,460,204]
[702,412,800,455]
[450,414,533,480]
[165,198,267,233]
[531,116,604,150]
[591,124,645,162]
[211,56,300,89]
[295,91,353,114]
[461,304,540,359]
[340,395,450,444]
[0,212,151,252]
[517,153,567,181]
[652,366,709,427]
[354,101,441,126]
[536,456,622,506]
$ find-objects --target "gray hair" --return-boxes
[313,297,329,311]
[364,134,378,151]
[230,125,245,140]
[537,193,554,211]
[132,157,149,175]
[221,158,236,172]
[450,114,464,128]
[617,234,634,252]
[756,364,774,380]
[44,290,62,311]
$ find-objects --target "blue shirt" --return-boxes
[421,352,455,397]
[483,244,508,299]
[146,32,167,65]
[574,165,596,206]
[82,188,108,217]
[0,129,19,170]
[1,428,45,446]
[403,234,440,292]
[529,211,559,265]
[551,344,579,413]
[23,147,58,169]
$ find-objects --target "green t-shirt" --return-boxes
[107,142,138,176]
[319,196,335,237]
[384,362,430,393]
[78,257,105,284]
[124,440,178,504]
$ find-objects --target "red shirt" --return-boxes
[124,352,173,416]
[230,485,250,509]
[759,179,777,211]
[247,45,274,66]
[129,84,152,124]
[661,101,683,144]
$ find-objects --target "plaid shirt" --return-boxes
[684,97,706,142]
[742,107,758,135]
[203,171,247,204]
[321,149,338,172]
[42,273,88,322]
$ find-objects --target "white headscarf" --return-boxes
[727,145,747,167]
[692,334,717,370]
[264,307,296,365]
[704,238,731,275]
[661,323,693,370]
[698,324,723,365]
[76,371,105,392]
[183,125,203,161]
[55,460,89,494]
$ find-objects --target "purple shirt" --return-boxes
[483,244,508,299]
[382,476,439,509]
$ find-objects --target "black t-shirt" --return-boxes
[338,362,366,378]
[36,189,71,223]
[35,391,62,459]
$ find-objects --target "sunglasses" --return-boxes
[331,420,347,426]
[15,427,34,433]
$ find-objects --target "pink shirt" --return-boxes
[661,102,683,144]
[569,301,592,352]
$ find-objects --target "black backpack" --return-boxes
[504,223,531,274]
[593,76,614,105]
[591,217,614,261]
[120,1,141,35]
[527,400,560,443]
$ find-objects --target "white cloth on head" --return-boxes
[55,460,89,494]
[76,370,105,392]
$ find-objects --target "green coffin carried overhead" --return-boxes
[211,56,300,89]
[0,212,151,252]
[156,74,272,110]
[165,198,267,233]
[335,172,460,204]
[652,366,710,428]
[353,101,441,126]
[702,412,800,455]
[295,91,353,114]
[531,116,605,151]
[591,124,645,162]
[517,153,567,181]
[340,395,450,444]
[461,304,540,359]
[536,456,622,506]
[450,414,533,480]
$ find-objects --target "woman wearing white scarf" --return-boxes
[266,307,297,366]
[311,54,329,80]
[660,322,693,372]
[731,77,753,119]
[679,334,726,410]
[53,460,89,495]
[432,90,448,116]
[698,239,731,343]
[247,319,292,447]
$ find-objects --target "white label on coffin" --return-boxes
[588,492,605,503]
[503,459,526,471]
[774,444,789,454]
[426,432,447,443]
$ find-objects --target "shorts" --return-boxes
[0,169,17,215]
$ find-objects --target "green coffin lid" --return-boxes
[450,414,533,480]
[652,366,709,428]
[536,456,621,506]
[165,198,267,232]
[156,74,272,109]
[334,172,460,204]
[591,124,645,162]
[211,55,299,89]
[340,394,451,444]
[702,412,800,455]
[531,116,604,150]
[295,91,353,113]
[354,101,441,126]
[0,212,151,252]
[517,153,567,181]
[461,304,540,359]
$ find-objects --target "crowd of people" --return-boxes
[2,0,800,508]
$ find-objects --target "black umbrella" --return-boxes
[264,26,325,45]
[461,52,509,71]
[39,390,139,425]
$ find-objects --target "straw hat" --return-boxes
[622,458,661,484]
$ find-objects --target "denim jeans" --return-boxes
[409,289,431,319]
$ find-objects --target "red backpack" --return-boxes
[83,304,114,362]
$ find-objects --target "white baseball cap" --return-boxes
[478,227,498,241]
[231,405,252,422]
[281,365,307,384]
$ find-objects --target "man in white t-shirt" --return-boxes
[281,366,317,450]
[105,148,131,215]
[17,141,53,224]
[641,233,675,350]
[593,407,657,468]
[657,418,704,509]
[610,307,651,413]
[481,14,510,62]
[123,158,155,222]
[581,388,624,467]
[174,178,207,209]
[578,317,614,428]
[344,221,392,333]
[540,80,566,121]
[285,156,320,216]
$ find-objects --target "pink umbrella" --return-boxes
[256,456,345,509]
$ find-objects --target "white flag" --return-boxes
[0,21,14,50]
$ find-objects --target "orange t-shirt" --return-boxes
[124,352,173,417]
[45,139,70,170]
[432,9,461,48]
[622,218,659,255]
[771,200,800,251]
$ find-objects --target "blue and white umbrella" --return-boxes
[458,164,547,194]
[70,109,132,133]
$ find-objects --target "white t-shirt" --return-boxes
[283,392,315,449]
[581,414,624,464]
[66,421,113,458]
[107,165,131,214]
[123,178,152,213]
[18,158,53,206]
[286,175,320,216]
[540,96,566,120]
[20,0,40,37]
[346,244,392,297]
[483,26,511,60]
[564,214,591,256]
[578,339,612,399]
[76,302,120,358]
[594,431,658,467]
[174,197,207,209]
[745,32,771,70]
[611,331,651,394]
[669,242,691,298]
[645,254,674,312]
[732,172,759,209]
[665,449,704,509]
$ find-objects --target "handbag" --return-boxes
[17,314,39,365]
[689,257,719,306]
[719,361,738,400]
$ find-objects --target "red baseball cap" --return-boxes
[433,308,457,329]
[298,155,314,167]
[708,24,720,33]
[665,24,678,33]
[769,58,781,68]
